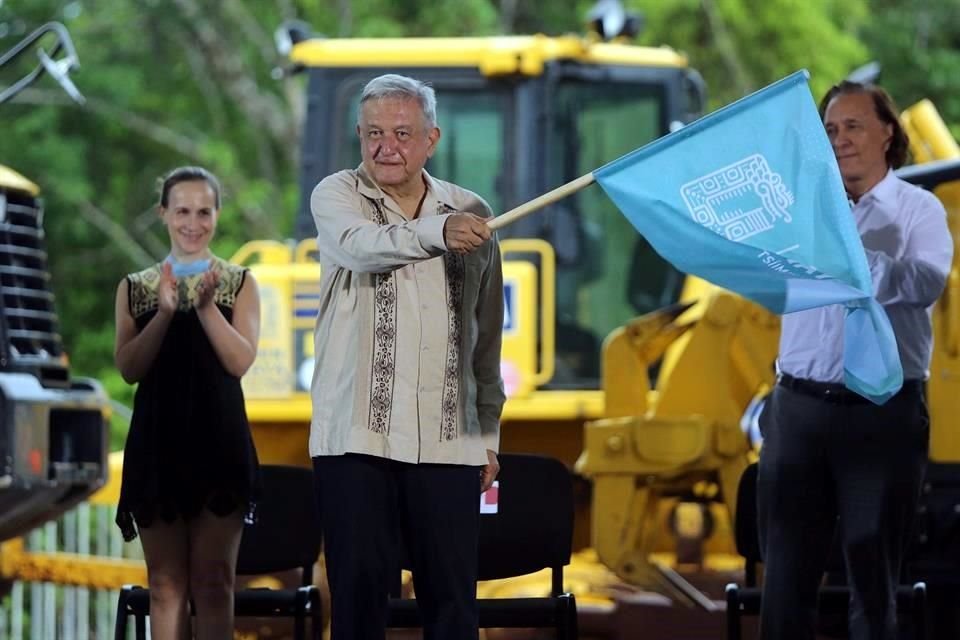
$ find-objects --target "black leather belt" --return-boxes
[778,373,924,405]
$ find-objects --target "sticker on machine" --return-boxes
[480,480,499,514]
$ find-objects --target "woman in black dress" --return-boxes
[114,166,260,639]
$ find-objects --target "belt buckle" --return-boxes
[826,385,861,405]
[821,386,841,403]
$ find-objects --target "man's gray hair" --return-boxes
[358,74,438,129]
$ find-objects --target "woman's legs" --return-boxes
[187,509,244,640]
[139,518,191,640]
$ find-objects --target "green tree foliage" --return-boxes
[627,0,960,139]
[858,0,960,140]
[629,0,870,108]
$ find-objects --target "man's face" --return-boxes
[357,97,439,191]
[823,92,893,196]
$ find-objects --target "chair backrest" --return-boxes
[236,464,321,577]
[476,453,574,582]
[733,462,762,564]
[734,462,847,573]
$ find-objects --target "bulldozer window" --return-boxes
[544,78,685,386]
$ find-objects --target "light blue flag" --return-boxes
[593,70,902,404]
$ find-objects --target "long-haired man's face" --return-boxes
[824,92,893,195]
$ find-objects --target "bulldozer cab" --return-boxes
[288,35,704,392]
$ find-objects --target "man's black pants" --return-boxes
[313,454,481,640]
[757,380,928,640]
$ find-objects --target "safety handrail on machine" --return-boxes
[0,22,85,105]
[500,238,556,387]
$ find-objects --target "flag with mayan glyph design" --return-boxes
[594,70,902,404]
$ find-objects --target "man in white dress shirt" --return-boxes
[309,74,506,640]
[757,81,953,640]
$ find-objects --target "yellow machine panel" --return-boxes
[902,100,960,462]
[290,35,688,77]
[0,164,39,197]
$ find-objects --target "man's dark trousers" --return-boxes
[757,381,928,640]
[314,453,481,640]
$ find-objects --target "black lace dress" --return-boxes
[116,257,260,541]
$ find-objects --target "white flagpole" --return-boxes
[487,172,596,231]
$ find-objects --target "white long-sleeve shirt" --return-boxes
[778,170,953,383]
[308,166,505,465]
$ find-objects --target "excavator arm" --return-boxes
[577,285,779,599]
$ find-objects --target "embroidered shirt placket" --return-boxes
[413,260,426,463]
[438,203,463,443]
[368,200,398,435]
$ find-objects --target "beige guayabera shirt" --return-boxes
[308,166,505,466]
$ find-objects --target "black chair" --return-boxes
[115,464,322,640]
[387,453,578,638]
[724,462,926,640]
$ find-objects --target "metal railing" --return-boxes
[0,493,145,639]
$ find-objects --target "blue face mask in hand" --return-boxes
[164,255,211,278]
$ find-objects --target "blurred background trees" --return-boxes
[0,0,956,445]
